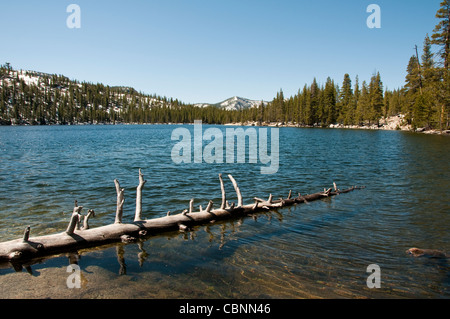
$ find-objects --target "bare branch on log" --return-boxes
[134,169,147,222]
[219,174,226,209]
[73,202,83,230]
[114,179,125,224]
[228,174,243,207]
[322,188,332,196]
[66,206,83,235]
[82,209,95,230]
[23,226,30,242]
[253,193,283,208]
[333,182,341,194]
[253,197,265,203]
[189,198,194,214]
[287,190,292,200]
[206,200,214,213]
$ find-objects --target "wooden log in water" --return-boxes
[0,171,364,263]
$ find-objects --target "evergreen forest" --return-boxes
[1,1,449,131]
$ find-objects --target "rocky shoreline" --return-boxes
[230,114,450,136]
[2,114,449,135]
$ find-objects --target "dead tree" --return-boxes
[0,170,364,263]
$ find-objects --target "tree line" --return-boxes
[240,0,450,131]
[0,66,197,125]
[248,72,386,127]
[402,0,450,131]
[1,1,448,130]
[0,64,249,125]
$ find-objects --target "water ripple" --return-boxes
[0,125,449,298]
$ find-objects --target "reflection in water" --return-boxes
[0,200,449,299]
[116,246,126,276]
[2,213,248,277]
[138,242,149,267]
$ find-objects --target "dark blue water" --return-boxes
[0,124,449,298]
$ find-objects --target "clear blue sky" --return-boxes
[0,0,442,104]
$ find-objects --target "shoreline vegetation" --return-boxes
[2,114,449,136]
[232,114,450,135]
[1,2,449,135]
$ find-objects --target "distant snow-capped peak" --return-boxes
[195,96,268,111]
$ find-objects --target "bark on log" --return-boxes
[0,172,364,264]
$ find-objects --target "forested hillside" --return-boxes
[0,65,226,125]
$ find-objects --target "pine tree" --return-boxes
[432,0,450,70]
[298,85,308,125]
[422,35,435,74]
[306,78,319,126]
[338,74,353,125]
[355,81,370,125]
[430,1,450,130]
[404,56,423,124]
[323,77,337,126]
[405,56,422,94]
[276,89,285,122]
[349,76,360,125]
[412,93,428,129]
[418,35,440,128]
[368,72,384,125]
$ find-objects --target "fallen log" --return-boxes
[0,170,364,264]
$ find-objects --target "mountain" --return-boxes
[0,65,189,125]
[195,96,269,111]
[0,64,269,125]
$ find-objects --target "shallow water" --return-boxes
[0,124,449,299]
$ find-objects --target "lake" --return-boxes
[0,124,449,299]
